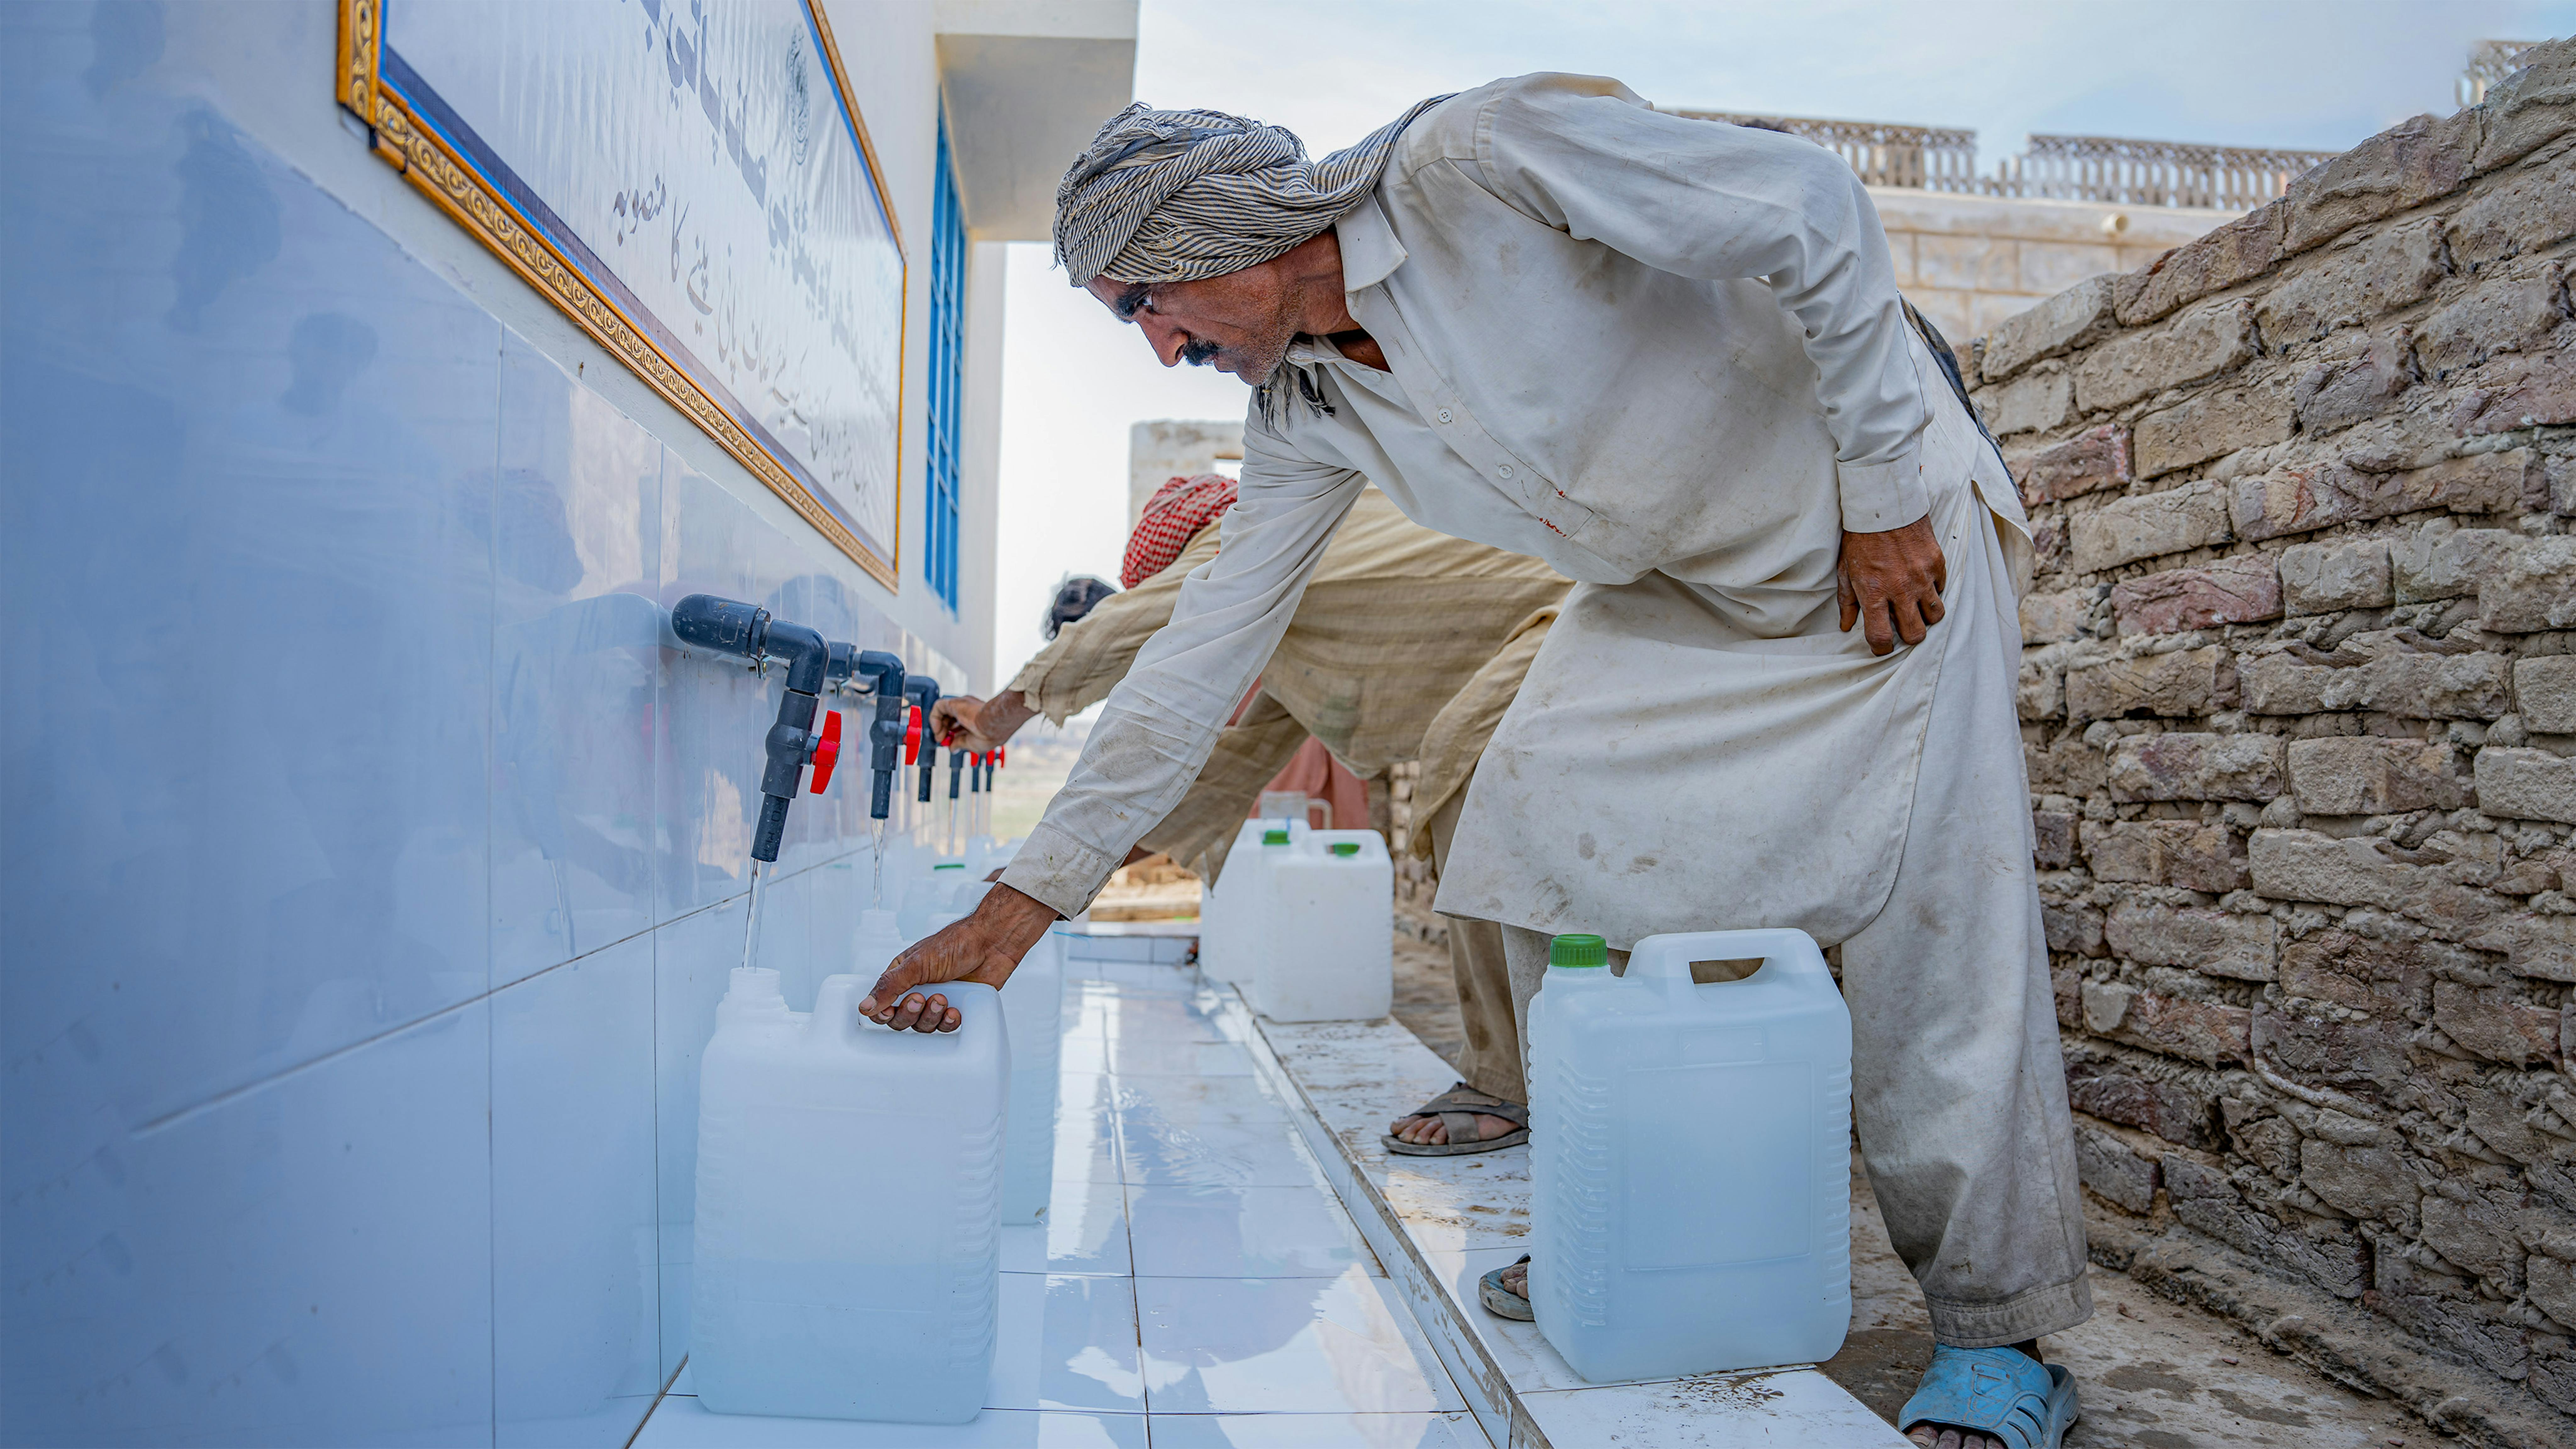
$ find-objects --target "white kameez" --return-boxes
[1434,365,2028,948]
[996,70,2089,1350]
[1002,74,1990,914]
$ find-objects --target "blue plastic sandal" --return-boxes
[1896,1345,2079,1449]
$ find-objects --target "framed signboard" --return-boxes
[338,0,907,586]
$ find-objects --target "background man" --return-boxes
[939,470,1568,1154]
[868,75,2088,1449]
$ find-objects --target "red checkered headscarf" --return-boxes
[1121,473,1236,588]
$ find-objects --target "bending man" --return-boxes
[865,75,2088,1449]
[941,470,1568,1153]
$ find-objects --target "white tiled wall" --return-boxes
[1,13,968,1441]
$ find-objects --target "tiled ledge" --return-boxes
[1221,998,1911,1449]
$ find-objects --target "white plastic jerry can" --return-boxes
[1196,819,1269,985]
[1200,819,1304,986]
[691,967,1009,1423]
[1255,830,1393,1022]
[852,907,906,981]
[900,861,969,938]
[1526,929,1853,1382]
[998,927,1065,1223]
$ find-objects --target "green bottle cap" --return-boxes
[1263,828,1290,845]
[1549,933,1609,968]
[1330,842,1360,857]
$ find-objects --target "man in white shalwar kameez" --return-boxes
[863,75,2090,1449]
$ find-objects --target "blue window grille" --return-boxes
[924,111,966,612]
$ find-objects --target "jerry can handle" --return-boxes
[1625,928,1831,998]
[813,976,868,1043]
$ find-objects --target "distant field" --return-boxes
[989,715,1089,842]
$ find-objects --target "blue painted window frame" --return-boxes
[924,109,966,612]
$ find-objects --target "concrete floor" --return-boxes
[1385,929,2429,1449]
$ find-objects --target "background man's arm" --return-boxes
[996,436,1363,920]
[936,528,1220,752]
[1013,526,1220,723]
[1137,691,1311,878]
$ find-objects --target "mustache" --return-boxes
[1180,337,1223,367]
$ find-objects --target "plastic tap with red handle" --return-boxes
[806,710,842,793]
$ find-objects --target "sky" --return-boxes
[986,0,2576,684]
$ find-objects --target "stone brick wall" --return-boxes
[1972,42,2576,1442]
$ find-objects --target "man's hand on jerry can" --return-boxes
[858,883,1058,1032]
[1837,516,1948,656]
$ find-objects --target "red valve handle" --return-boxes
[807,710,842,794]
[905,705,924,765]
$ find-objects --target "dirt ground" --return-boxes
[1385,926,2429,1449]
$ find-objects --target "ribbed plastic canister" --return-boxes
[1526,928,1852,1381]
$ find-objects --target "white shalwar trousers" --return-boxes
[1489,481,2092,1350]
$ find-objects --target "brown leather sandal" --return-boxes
[1382,1081,1530,1157]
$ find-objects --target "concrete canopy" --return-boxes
[935,0,1140,242]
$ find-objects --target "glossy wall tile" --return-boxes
[655,457,773,924]
[0,6,942,1442]
[3,26,499,1135]
[0,1004,495,1448]
[651,892,747,1381]
[491,343,664,990]
[493,936,662,1447]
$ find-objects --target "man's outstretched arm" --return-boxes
[868,456,1366,1031]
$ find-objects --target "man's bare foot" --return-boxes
[1904,1341,2042,1449]
[1385,1083,1526,1150]
[1388,1109,1521,1147]
[1495,1259,1526,1299]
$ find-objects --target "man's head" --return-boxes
[1051,96,1449,384]
[1080,242,1337,384]
[1043,576,1118,640]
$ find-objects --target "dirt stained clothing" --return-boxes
[1494,464,2090,1347]
[1006,485,1565,882]
[1004,72,1973,914]
[997,71,2087,1347]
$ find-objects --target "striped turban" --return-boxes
[1052,95,1453,285]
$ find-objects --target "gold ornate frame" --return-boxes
[336,0,906,590]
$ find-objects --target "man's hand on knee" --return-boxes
[1838,517,1947,656]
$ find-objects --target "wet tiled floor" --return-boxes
[631,932,1484,1448]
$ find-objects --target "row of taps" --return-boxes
[668,594,1000,863]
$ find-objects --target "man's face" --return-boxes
[1084,264,1302,384]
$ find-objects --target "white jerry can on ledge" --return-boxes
[1199,818,1304,986]
[691,967,1008,1423]
[1527,928,1852,1382]
[1254,828,1393,1022]
[997,927,1065,1223]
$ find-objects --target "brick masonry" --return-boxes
[1971,44,2576,1441]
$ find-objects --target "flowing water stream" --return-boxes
[738,859,769,972]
